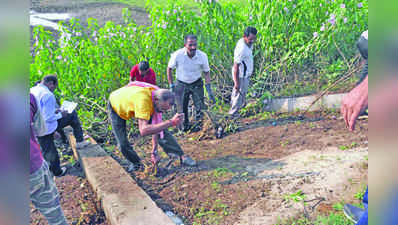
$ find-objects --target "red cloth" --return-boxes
[129,64,157,85]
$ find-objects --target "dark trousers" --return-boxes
[158,130,184,157]
[176,78,205,126]
[107,101,141,164]
[107,102,184,164]
[37,133,63,176]
[56,110,84,143]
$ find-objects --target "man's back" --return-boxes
[109,86,155,121]
[30,84,61,135]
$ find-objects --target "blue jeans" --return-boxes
[357,187,368,225]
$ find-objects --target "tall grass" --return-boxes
[30,0,368,131]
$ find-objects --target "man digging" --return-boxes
[108,81,197,173]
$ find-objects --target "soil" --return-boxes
[106,111,368,225]
[30,142,109,225]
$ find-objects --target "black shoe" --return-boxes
[191,123,201,132]
[127,162,143,172]
[55,167,67,177]
[343,204,365,223]
[183,123,191,132]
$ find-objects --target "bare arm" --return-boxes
[152,134,158,152]
[167,67,174,86]
[138,119,173,136]
[233,63,240,90]
[203,71,211,84]
[137,113,184,136]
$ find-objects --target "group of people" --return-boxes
[108,27,259,171]
[29,26,368,225]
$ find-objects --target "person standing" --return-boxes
[30,93,68,225]
[167,34,216,131]
[229,26,257,116]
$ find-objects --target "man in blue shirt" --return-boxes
[31,74,88,176]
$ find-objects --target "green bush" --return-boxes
[30,0,368,134]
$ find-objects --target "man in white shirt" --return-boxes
[229,27,257,116]
[31,75,88,176]
[167,34,215,131]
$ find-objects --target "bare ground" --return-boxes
[30,157,109,225]
[106,112,368,225]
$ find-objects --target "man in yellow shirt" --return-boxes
[108,84,196,171]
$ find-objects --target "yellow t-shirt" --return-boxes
[109,86,155,121]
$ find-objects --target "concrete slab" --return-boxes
[264,93,346,113]
[68,132,175,225]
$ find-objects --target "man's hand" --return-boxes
[56,109,68,117]
[341,76,368,131]
[171,113,184,127]
[205,83,216,104]
[170,83,176,93]
[233,83,240,94]
[61,110,68,118]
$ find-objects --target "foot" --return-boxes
[190,123,201,132]
[151,150,161,166]
[181,155,196,166]
[76,141,90,149]
[127,162,143,172]
[55,167,67,177]
[183,123,191,132]
[343,204,365,224]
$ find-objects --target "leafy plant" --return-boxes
[284,190,306,203]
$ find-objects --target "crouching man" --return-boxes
[108,81,197,171]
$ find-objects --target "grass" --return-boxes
[280,201,354,225]
[285,213,354,225]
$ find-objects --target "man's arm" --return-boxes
[152,134,158,152]
[129,66,136,82]
[137,113,184,136]
[167,67,174,86]
[341,76,368,131]
[41,94,63,122]
[203,71,211,84]
[233,63,240,92]
[151,69,157,85]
